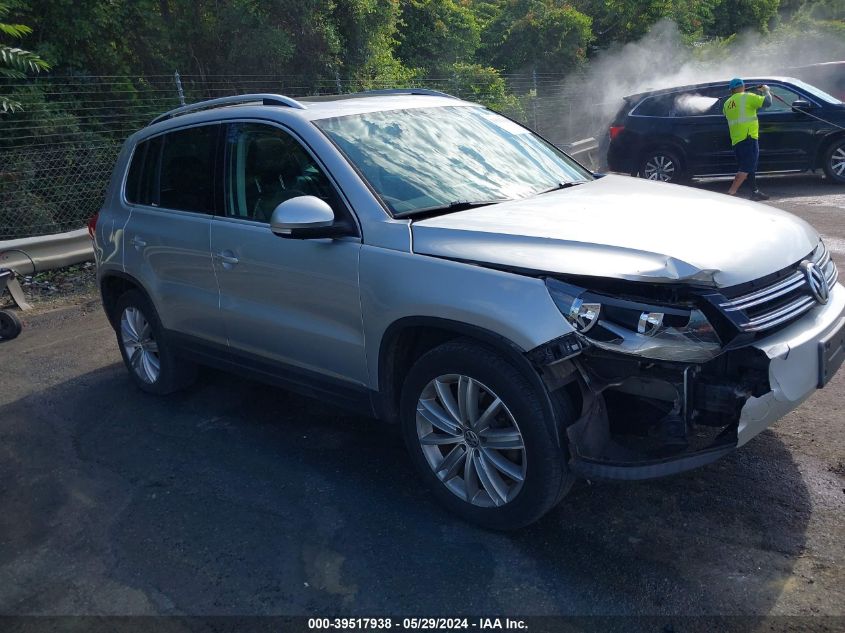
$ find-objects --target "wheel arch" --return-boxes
[374,317,558,433]
[814,131,845,171]
[99,270,156,329]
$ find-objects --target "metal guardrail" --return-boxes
[0,228,93,310]
[0,228,93,275]
[563,137,599,170]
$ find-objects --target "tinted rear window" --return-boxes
[124,124,218,212]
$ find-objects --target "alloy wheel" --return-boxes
[120,306,161,384]
[415,374,526,507]
[643,154,677,182]
[830,146,845,178]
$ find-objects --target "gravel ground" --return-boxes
[0,174,842,627]
[0,261,97,313]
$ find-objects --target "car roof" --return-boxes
[624,77,801,100]
[297,93,472,120]
[139,92,477,139]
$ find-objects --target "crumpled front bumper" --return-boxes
[561,282,845,481]
[738,282,845,447]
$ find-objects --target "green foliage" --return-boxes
[334,0,414,86]
[482,0,593,74]
[0,1,48,112]
[396,0,481,75]
[706,0,781,36]
[449,62,524,115]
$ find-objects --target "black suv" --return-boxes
[606,77,845,185]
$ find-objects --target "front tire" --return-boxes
[399,338,574,530]
[639,149,685,183]
[114,289,196,394]
[823,138,845,184]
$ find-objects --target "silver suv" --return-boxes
[93,90,845,529]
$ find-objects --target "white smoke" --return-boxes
[673,93,719,115]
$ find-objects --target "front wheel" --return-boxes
[823,138,845,183]
[639,149,685,183]
[399,338,574,530]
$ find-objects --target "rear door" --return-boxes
[122,123,226,344]
[672,85,734,175]
[209,121,368,387]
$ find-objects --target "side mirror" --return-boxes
[791,99,813,112]
[269,196,350,239]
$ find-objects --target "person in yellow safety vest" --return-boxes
[724,77,772,200]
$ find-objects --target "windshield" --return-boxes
[789,78,842,104]
[315,106,592,217]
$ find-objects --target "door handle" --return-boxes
[216,251,239,267]
[130,236,146,250]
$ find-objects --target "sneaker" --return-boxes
[750,190,770,201]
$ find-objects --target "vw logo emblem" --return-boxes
[800,261,830,305]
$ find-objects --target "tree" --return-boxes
[481,0,593,75]
[332,0,414,87]
[706,0,781,36]
[574,0,718,46]
[0,1,49,112]
[449,62,524,114]
[396,0,481,75]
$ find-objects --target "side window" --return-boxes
[751,85,800,113]
[671,88,723,117]
[158,125,218,213]
[124,126,216,212]
[633,95,674,117]
[124,136,162,205]
[224,122,343,223]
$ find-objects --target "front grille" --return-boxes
[719,243,838,333]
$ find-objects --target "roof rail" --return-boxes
[354,88,458,99]
[150,93,307,125]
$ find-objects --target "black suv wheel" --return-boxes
[823,137,845,184]
[639,149,685,183]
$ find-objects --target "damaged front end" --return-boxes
[528,277,773,480]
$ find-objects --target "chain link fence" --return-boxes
[0,73,604,240]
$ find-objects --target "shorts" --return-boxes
[733,137,759,174]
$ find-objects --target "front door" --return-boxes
[751,83,817,172]
[210,121,368,387]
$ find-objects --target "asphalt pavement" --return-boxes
[0,174,843,621]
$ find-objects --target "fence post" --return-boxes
[174,70,186,106]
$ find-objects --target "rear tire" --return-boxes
[639,149,686,183]
[822,137,845,184]
[399,338,575,530]
[0,310,22,340]
[114,289,196,394]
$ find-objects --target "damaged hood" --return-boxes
[411,175,819,288]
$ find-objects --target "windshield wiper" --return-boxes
[396,199,510,219]
[535,181,586,195]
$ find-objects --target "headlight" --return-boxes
[545,278,722,362]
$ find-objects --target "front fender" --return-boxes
[360,245,573,391]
